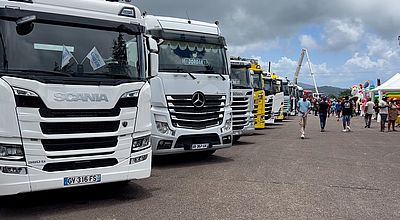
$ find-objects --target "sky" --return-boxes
[134,0,400,88]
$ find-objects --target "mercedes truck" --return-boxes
[145,16,232,155]
[0,0,152,196]
[230,58,254,143]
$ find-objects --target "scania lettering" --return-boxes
[54,93,109,102]
[0,0,152,196]
[145,16,232,155]
[230,58,255,143]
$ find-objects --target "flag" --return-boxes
[86,47,106,71]
[61,45,74,68]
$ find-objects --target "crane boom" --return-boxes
[293,49,306,85]
[293,48,319,95]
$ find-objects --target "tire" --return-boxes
[232,136,241,144]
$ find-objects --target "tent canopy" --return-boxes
[372,73,400,92]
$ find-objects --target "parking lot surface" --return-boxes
[1,116,400,219]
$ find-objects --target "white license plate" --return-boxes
[191,143,210,150]
[63,174,101,186]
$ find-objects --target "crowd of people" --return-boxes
[297,95,400,139]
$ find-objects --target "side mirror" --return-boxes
[147,37,158,54]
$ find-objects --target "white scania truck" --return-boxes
[145,16,232,155]
[0,0,152,196]
[230,58,254,143]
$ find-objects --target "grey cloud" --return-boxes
[135,0,400,50]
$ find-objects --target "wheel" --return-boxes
[232,136,241,144]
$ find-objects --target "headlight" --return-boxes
[156,121,175,136]
[121,90,139,99]
[0,144,25,161]
[13,87,38,97]
[221,118,232,133]
[132,135,151,153]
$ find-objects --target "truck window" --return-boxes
[0,20,143,81]
[231,67,252,89]
[159,40,227,74]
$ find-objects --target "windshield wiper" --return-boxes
[161,68,196,80]
[191,70,226,81]
[5,69,72,77]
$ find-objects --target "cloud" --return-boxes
[322,18,364,50]
[299,35,318,49]
[345,53,387,69]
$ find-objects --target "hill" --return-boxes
[298,83,347,97]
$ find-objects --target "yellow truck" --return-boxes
[249,60,265,129]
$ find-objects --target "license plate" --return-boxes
[191,143,210,150]
[63,174,101,186]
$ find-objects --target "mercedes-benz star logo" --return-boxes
[192,92,206,108]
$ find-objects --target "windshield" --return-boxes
[264,78,272,95]
[0,20,143,82]
[283,83,290,96]
[272,80,282,94]
[159,40,227,74]
[252,72,263,90]
[231,67,252,89]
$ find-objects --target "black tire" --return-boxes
[232,136,241,144]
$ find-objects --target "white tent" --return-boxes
[373,73,400,92]
[372,73,400,100]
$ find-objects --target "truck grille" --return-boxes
[232,96,251,131]
[39,108,121,118]
[42,136,118,151]
[283,99,290,112]
[166,95,225,129]
[42,158,118,172]
[40,121,120,135]
[265,97,273,120]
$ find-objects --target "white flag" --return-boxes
[61,45,74,68]
[86,47,106,71]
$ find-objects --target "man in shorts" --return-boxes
[297,96,312,139]
[341,96,353,132]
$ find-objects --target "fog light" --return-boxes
[130,154,148,164]
[222,135,232,144]
[157,140,173,150]
[1,166,27,175]
[156,121,175,136]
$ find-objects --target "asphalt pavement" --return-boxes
[1,115,400,219]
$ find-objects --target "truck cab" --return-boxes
[282,78,291,118]
[145,15,232,155]
[0,0,152,196]
[262,72,275,124]
[230,58,255,143]
[248,60,265,129]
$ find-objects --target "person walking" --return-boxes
[297,96,312,139]
[388,99,398,132]
[378,97,389,132]
[335,99,342,121]
[364,98,375,128]
[318,97,329,132]
[341,96,353,132]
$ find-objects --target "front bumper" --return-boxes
[233,122,255,136]
[0,148,152,196]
